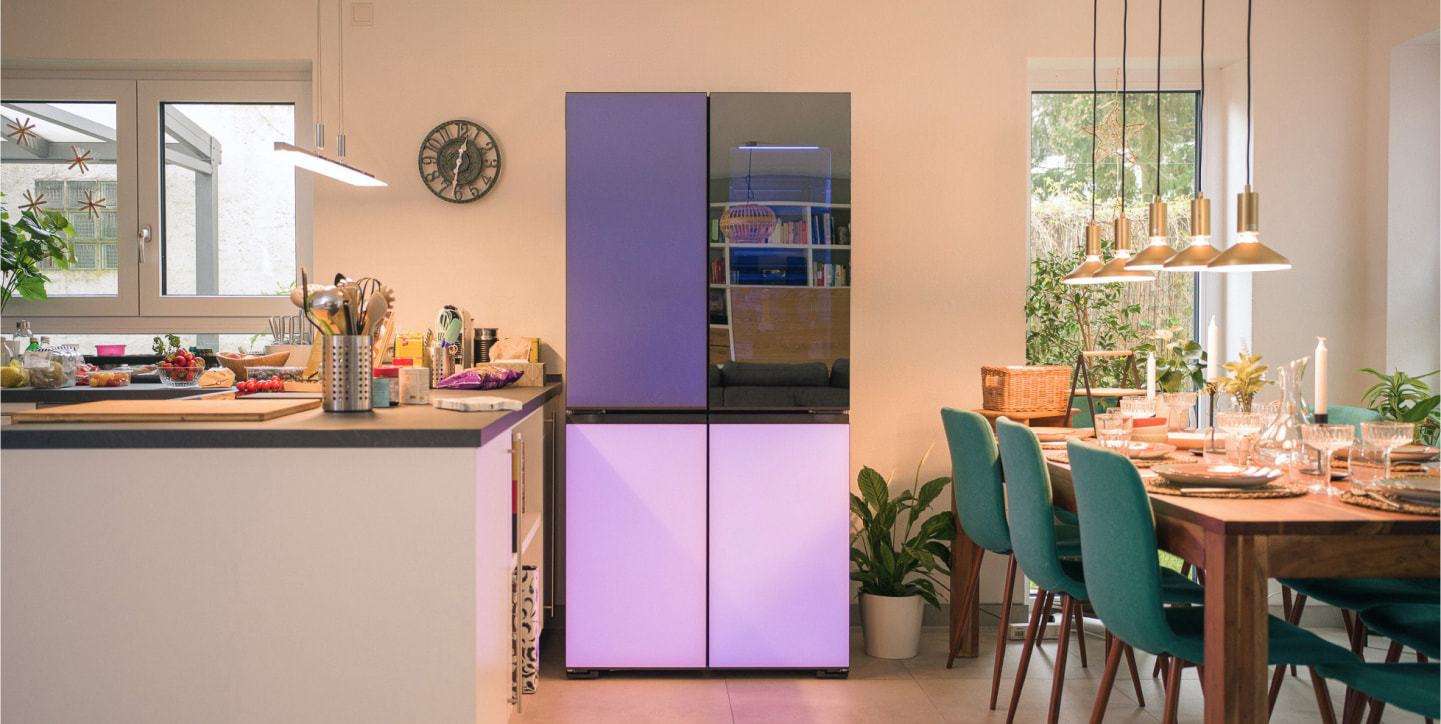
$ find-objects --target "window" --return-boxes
[2,75,311,332]
[1026,90,1199,382]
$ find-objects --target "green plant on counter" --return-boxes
[1132,322,1207,394]
[1219,347,1272,413]
[1360,367,1440,446]
[1,198,77,313]
[152,333,182,356]
[1025,245,1142,388]
[850,452,955,611]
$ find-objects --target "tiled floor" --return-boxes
[512,623,1428,723]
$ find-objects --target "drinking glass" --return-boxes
[1301,423,1356,495]
[1217,411,1265,465]
[1121,397,1157,419]
[1347,442,1387,491]
[1360,421,1416,479]
[1094,413,1132,452]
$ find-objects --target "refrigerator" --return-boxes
[565,92,851,676]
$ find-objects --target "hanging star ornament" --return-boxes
[1082,105,1145,163]
[81,190,107,219]
[5,117,38,148]
[19,190,47,214]
[67,145,93,174]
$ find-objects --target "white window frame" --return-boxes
[3,71,312,334]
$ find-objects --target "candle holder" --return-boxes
[1202,378,1224,459]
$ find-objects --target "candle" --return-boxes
[1146,353,1156,399]
[1206,316,1219,381]
[1315,337,1328,416]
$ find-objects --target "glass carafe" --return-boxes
[1255,357,1315,476]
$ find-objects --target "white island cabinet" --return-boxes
[1,385,557,724]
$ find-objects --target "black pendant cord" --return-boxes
[1156,0,1163,199]
[1121,0,1128,218]
[1246,0,1253,185]
[1195,0,1205,195]
[1091,0,1098,224]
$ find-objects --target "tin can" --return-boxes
[400,367,430,405]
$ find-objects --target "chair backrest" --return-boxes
[1326,404,1384,430]
[995,417,1083,598]
[1064,438,1176,655]
[940,408,1011,554]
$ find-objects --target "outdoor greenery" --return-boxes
[1027,92,1199,386]
[1360,367,1440,446]
[1,199,77,313]
[1131,322,1206,393]
[850,456,954,610]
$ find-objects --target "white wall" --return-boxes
[1386,33,1440,376]
[4,0,1436,604]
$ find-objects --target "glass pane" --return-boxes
[1027,91,1198,387]
[161,102,295,296]
[0,101,120,295]
[708,93,850,410]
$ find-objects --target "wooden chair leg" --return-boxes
[1047,595,1076,724]
[1073,597,1089,668]
[1309,667,1338,724]
[1269,591,1312,713]
[1152,652,1167,678]
[1358,641,1407,724]
[989,553,1019,710]
[946,547,985,668]
[1036,591,1057,642]
[1161,656,1184,724]
[1087,632,1127,724]
[1005,589,1050,724]
[1123,643,1145,707]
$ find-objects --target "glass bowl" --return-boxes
[157,366,202,388]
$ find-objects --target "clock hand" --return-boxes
[452,140,467,184]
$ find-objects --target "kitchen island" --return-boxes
[2,383,560,724]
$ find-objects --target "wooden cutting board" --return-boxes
[11,398,322,423]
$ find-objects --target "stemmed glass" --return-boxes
[1360,421,1416,479]
[1301,423,1356,495]
[1217,411,1265,465]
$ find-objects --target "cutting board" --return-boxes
[11,398,322,423]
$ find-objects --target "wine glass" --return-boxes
[1301,423,1356,495]
[1121,397,1157,419]
[1217,411,1265,465]
[1360,421,1416,479]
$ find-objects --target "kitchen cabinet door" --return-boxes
[707,423,850,668]
[565,93,707,409]
[565,423,708,668]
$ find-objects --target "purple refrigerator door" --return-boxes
[708,423,851,668]
[565,423,709,668]
[566,93,707,409]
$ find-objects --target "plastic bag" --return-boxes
[435,365,523,390]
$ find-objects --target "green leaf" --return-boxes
[858,466,888,511]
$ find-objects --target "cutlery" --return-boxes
[309,286,347,335]
[1364,490,1403,509]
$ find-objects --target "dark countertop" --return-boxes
[1,383,562,450]
[1,383,229,404]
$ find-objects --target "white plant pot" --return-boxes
[860,593,924,659]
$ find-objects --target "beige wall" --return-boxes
[5,0,1437,603]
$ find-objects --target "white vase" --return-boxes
[860,593,924,659]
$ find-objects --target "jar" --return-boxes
[371,377,392,408]
[374,365,401,405]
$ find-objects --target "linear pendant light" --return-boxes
[275,0,386,187]
[1093,0,1155,283]
[1063,0,1109,286]
[1128,0,1177,270]
[1208,0,1289,272]
[1164,0,1216,271]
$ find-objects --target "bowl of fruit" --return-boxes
[157,350,206,388]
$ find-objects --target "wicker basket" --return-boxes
[981,365,1072,413]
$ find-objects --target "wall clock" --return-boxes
[418,119,502,203]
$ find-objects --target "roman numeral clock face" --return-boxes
[418,119,502,203]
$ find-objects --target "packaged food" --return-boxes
[244,366,309,382]
[88,370,132,387]
[1,363,28,388]
[21,349,79,389]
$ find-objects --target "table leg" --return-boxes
[950,498,980,658]
[1204,532,1268,724]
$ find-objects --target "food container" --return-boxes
[371,377,391,408]
[88,370,131,387]
[95,344,126,356]
[23,348,81,388]
[157,366,201,388]
[374,365,402,405]
[400,367,430,405]
[245,366,309,382]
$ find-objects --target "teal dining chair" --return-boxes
[1322,404,1384,429]
[995,417,1206,724]
[1343,603,1440,723]
[940,408,1087,712]
[1315,661,1440,722]
[1064,439,1361,724]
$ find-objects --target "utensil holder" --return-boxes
[322,335,373,412]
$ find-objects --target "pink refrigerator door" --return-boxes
[565,424,708,668]
[707,423,850,668]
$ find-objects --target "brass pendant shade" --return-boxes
[1163,193,1219,271]
[1126,199,1176,269]
[1209,186,1291,271]
[1093,217,1156,282]
[1062,223,1107,285]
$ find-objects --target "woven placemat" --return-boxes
[1330,456,1430,475]
[1044,449,1195,469]
[1339,490,1440,516]
[1143,479,1309,499]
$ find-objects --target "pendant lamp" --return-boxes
[1063,0,1109,287]
[1093,0,1155,283]
[1163,0,1216,271]
[1208,0,1289,272]
[1127,0,1176,270]
[276,0,386,187]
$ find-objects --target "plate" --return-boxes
[1127,442,1177,460]
[1151,463,1285,488]
[1031,427,1089,443]
[1391,446,1440,462]
[1376,476,1441,505]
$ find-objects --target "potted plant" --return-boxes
[1219,348,1273,413]
[850,457,954,659]
[1,200,77,313]
[1360,367,1440,446]
[1132,323,1206,429]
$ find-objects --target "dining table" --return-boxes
[950,450,1439,724]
